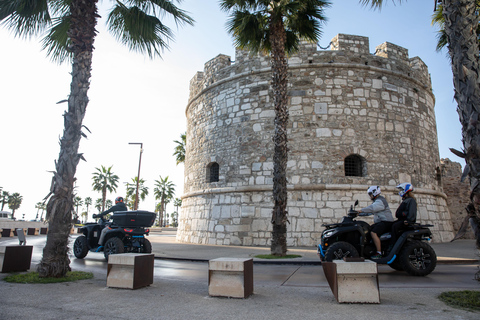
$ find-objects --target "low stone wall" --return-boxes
[0,221,48,230]
[177,185,454,247]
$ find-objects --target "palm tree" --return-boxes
[364,0,480,249]
[173,132,186,165]
[35,202,44,220]
[73,196,83,222]
[92,165,120,212]
[95,198,103,213]
[7,193,23,219]
[126,177,149,209]
[84,196,92,216]
[220,0,330,255]
[1,0,193,278]
[154,176,175,227]
[1,190,9,211]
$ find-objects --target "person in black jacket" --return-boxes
[95,197,128,246]
[390,183,417,246]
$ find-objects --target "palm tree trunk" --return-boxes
[270,17,289,256]
[442,0,480,249]
[37,0,98,278]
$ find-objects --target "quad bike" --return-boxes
[317,201,437,276]
[73,210,156,261]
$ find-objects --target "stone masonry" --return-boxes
[178,34,455,247]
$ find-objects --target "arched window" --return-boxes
[207,162,219,182]
[344,154,366,177]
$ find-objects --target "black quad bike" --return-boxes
[73,210,156,261]
[317,201,437,276]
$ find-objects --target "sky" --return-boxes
[0,0,464,221]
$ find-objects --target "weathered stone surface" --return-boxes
[178,33,455,247]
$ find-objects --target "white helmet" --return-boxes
[367,185,381,198]
[396,183,414,197]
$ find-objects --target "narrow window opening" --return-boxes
[345,154,366,177]
[207,162,219,183]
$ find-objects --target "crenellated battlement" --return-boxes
[188,33,432,104]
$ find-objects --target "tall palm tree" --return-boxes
[73,196,83,222]
[7,192,23,219]
[84,196,92,216]
[0,0,193,277]
[364,0,480,249]
[126,177,149,209]
[1,190,9,211]
[173,132,186,165]
[92,165,119,212]
[154,176,175,227]
[220,0,330,255]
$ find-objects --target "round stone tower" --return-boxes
[178,33,455,246]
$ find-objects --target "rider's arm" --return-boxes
[359,199,385,215]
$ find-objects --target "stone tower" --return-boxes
[178,34,455,246]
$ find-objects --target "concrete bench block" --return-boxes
[1,228,14,237]
[107,253,154,289]
[0,245,33,273]
[27,228,39,236]
[323,260,380,304]
[208,258,253,298]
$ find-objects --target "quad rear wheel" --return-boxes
[73,235,89,259]
[324,241,359,261]
[399,240,437,276]
[104,237,125,261]
[141,238,152,253]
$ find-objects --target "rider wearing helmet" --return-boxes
[358,186,394,259]
[390,183,417,245]
[95,197,128,246]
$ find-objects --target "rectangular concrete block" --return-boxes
[27,228,39,236]
[0,245,33,273]
[107,253,154,289]
[323,260,380,304]
[208,258,253,298]
[1,228,14,237]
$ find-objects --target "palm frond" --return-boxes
[0,0,51,37]
[41,15,71,64]
[107,3,175,58]
[126,0,194,26]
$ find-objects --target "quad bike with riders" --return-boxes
[73,210,156,261]
[317,200,437,276]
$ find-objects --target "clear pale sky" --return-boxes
[0,0,463,221]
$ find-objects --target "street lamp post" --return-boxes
[129,142,143,210]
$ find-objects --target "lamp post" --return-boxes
[129,142,143,210]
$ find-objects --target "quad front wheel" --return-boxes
[73,235,89,259]
[104,237,125,261]
[399,240,437,276]
[324,241,359,262]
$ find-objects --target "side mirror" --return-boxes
[354,200,359,207]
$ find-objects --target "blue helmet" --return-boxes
[396,183,413,197]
